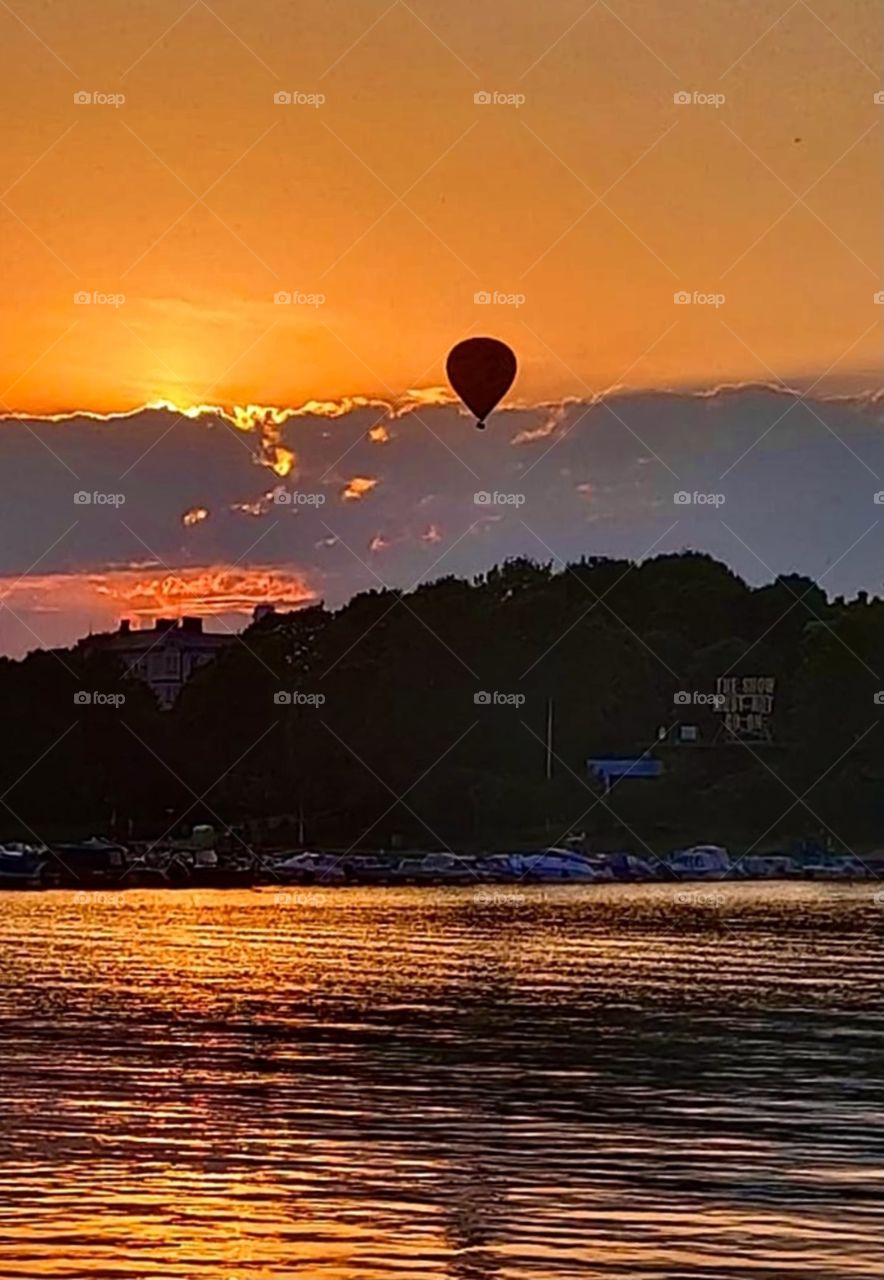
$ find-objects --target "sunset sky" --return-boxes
[0,0,881,652]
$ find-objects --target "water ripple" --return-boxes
[0,883,882,1278]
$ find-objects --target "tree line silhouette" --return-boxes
[3,551,884,851]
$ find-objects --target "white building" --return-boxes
[84,616,235,709]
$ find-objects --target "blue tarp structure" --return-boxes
[588,758,663,783]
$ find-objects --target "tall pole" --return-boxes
[543,696,554,840]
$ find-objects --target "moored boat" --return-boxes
[665,844,731,880]
[273,851,347,884]
[0,843,46,889]
[802,855,869,880]
[600,851,660,881]
[43,837,128,888]
[730,853,801,879]
[485,848,609,883]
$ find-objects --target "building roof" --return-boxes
[82,617,236,652]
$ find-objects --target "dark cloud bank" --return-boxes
[1,384,883,655]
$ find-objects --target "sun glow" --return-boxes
[143,399,297,476]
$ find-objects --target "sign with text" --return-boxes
[715,675,776,740]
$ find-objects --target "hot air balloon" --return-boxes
[446,337,517,429]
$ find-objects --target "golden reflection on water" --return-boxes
[0,883,882,1278]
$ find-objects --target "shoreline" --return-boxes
[3,840,883,891]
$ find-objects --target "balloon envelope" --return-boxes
[446,337,517,427]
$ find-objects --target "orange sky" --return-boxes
[1,0,880,417]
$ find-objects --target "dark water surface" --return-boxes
[0,883,882,1279]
